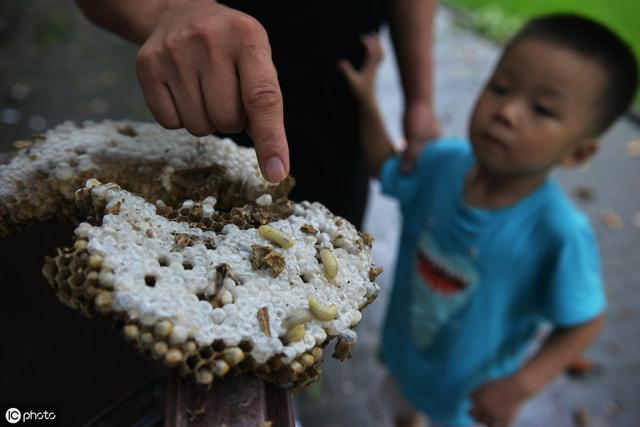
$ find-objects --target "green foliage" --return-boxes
[445,0,640,105]
[469,5,522,42]
[35,11,75,48]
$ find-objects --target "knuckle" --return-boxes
[213,114,245,134]
[180,113,214,136]
[185,123,214,137]
[136,46,160,71]
[156,114,181,130]
[254,131,283,151]
[163,33,180,51]
[231,13,266,40]
[246,85,281,111]
[190,19,216,39]
[163,32,188,60]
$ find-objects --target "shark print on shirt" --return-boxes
[411,230,479,351]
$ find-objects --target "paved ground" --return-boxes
[1,3,638,427]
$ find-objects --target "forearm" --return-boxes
[75,0,171,44]
[357,96,395,177]
[515,314,604,396]
[389,0,437,107]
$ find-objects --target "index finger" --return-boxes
[237,45,289,183]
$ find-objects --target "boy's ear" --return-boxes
[560,139,599,168]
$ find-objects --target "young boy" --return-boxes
[339,14,638,427]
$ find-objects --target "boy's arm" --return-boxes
[338,35,396,177]
[515,314,604,395]
[355,94,396,177]
[470,314,604,426]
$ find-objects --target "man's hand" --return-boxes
[135,0,288,182]
[469,375,530,427]
[400,101,441,173]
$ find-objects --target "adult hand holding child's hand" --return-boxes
[401,100,441,172]
[135,0,289,183]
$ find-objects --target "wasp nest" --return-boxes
[0,120,294,237]
[42,180,382,389]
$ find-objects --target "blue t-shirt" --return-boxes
[380,137,605,427]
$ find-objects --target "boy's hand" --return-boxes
[338,33,394,176]
[135,0,288,183]
[468,317,604,427]
[338,33,384,103]
[469,375,530,427]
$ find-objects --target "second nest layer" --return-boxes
[0,120,294,237]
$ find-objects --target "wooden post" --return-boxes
[165,370,295,427]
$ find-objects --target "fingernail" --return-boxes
[264,156,286,183]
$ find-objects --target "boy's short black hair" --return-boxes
[508,13,638,133]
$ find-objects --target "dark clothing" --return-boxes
[221,1,387,67]
[219,0,388,228]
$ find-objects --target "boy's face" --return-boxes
[469,39,607,177]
